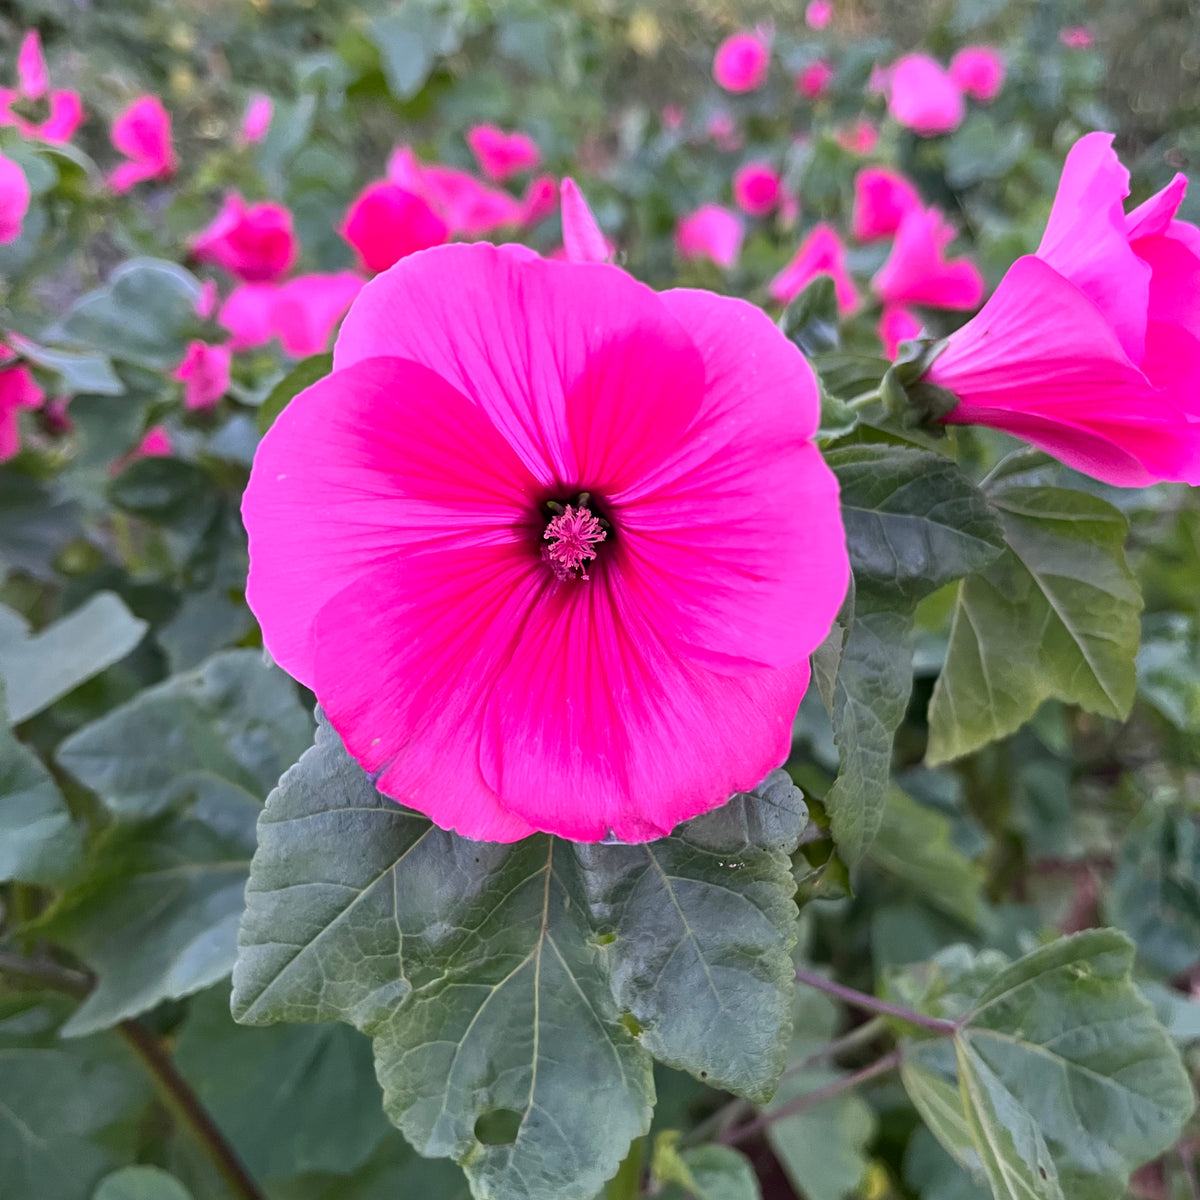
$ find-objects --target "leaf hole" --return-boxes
[474,1108,522,1146]
[1039,1168,1047,1180]
[700,1071,708,1080]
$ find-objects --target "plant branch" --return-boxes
[718,1050,903,1145]
[0,950,264,1200]
[794,968,958,1035]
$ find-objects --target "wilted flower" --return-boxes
[675,204,744,269]
[242,242,849,842]
[0,31,84,145]
[713,31,770,93]
[872,207,984,310]
[108,96,176,192]
[885,54,964,136]
[0,151,31,244]
[191,193,297,283]
[466,125,542,182]
[851,166,922,241]
[174,341,232,412]
[340,181,448,273]
[949,46,1005,102]
[769,224,859,312]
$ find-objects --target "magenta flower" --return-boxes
[926,133,1200,486]
[872,207,984,311]
[0,355,43,462]
[340,180,448,274]
[240,94,273,145]
[560,177,612,263]
[805,0,834,30]
[108,96,176,192]
[0,32,84,145]
[519,174,559,226]
[733,162,783,217]
[131,426,172,461]
[676,204,745,270]
[241,243,849,842]
[949,46,1006,102]
[174,341,232,412]
[796,60,835,100]
[466,125,542,182]
[713,31,770,93]
[0,151,31,244]
[879,305,922,358]
[271,273,365,357]
[851,166,922,241]
[769,224,860,313]
[191,194,297,283]
[886,54,964,136]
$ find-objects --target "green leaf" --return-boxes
[0,681,82,883]
[233,716,809,1200]
[0,470,83,580]
[944,114,1030,188]
[56,649,313,820]
[370,2,463,99]
[271,1139,471,1200]
[92,1167,193,1200]
[53,259,203,370]
[174,988,391,1182]
[902,931,1195,1200]
[107,457,218,531]
[258,353,332,433]
[0,593,147,724]
[654,1133,761,1200]
[780,275,839,358]
[903,1126,991,1200]
[11,338,124,397]
[926,486,1143,765]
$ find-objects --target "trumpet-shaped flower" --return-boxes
[242,243,849,842]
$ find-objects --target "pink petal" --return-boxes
[768,223,860,313]
[173,341,232,411]
[340,181,448,274]
[872,207,984,310]
[560,177,611,263]
[17,31,48,101]
[806,0,834,29]
[110,96,176,177]
[713,31,770,93]
[34,90,83,144]
[887,54,964,135]
[466,124,542,182]
[675,204,744,270]
[948,46,1005,102]
[796,60,835,99]
[520,174,558,226]
[733,162,782,218]
[191,193,297,283]
[879,305,922,357]
[271,272,365,357]
[851,166,922,242]
[219,284,278,351]
[240,94,272,145]
[0,151,31,244]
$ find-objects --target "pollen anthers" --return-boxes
[542,493,608,581]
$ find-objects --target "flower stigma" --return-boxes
[542,493,608,581]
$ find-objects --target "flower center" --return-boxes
[542,493,608,581]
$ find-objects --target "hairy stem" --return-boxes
[794,968,958,1036]
[0,951,264,1200]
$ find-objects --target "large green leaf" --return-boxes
[369,1,464,99]
[0,593,147,725]
[92,1167,193,1200]
[0,682,82,883]
[900,931,1195,1200]
[232,716,808,1200]
[56,650,313,820]
[926,486,1142,765]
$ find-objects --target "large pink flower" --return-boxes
[340,180,448,273]
[949,46,1005,102]
[769,224,859,312]
[0,151,31,244]
[0,31,84,145]
[466,125,541,182]
[191,194,297,283]
[927,133,1200,486]
[872,207,984,310]
[242,243,849,842]
[886,54,964,136]
[108,96,176,193]
[675,204,744,269]
[851,166,921,242]
[713,31,770,93]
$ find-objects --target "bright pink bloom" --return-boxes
[0,31,83,145]
[174,341,231,412]
[0,151,31,244]
[806,0,834,30]
[851,166,921,241]
[385,149,526,238]
[134,426,172,459]
[872,207,984,310]
[769,224,860,313]
[676,204,744,270]
[705,111,742,152]
[561,178,612,263]
[1060,27,1094,48]
[796,60,835,99]
[467,125,542,182]
[240,94,273,145]
[0,358,43,462]
[713,31,770,93]
[949,46,1005,102]
[220,284,277,351]
[520,175,558,226]
[733,162,782,217]
[835,119,879,155]
[879,305,922,357]
[929,133,1200,486]
[886,54,964,136]
[242,242,848,842]
[191,194,297,283]
[340,181,448,274]
[272,273,365,357]
[108,96,176,192]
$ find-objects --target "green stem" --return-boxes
[606,1135,646,1200]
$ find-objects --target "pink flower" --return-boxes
[0,31,84,145]
[561,177,613,263]
[0,357,43,462]
[926,133,1200,486]
[872,207,984,310]
[220,285,278,351]
[0,151,31,244]
[835,119,879,155]
[733,162,783,217]
[520,174,559,226]
[949,46,1005,102]
[108,96,177,192]
[1060,27,1094,48]
[806,0,834,30]
[662,104,685,131]
[769,224,860,313]
[240,94,273,145]
[796,60,835,99]
[241,242,849,842]
[174,341,232,411]
[466,125,542,182]
[340,181,448,274]
[705,111,742,152]
[191,194,297,283]
[851,166,921,242]
[886,54,964,136]
[134,426,172,459]
[676,204,744,269]
[713,31,770,93]
[384,149,529,238]
[879,305,922,357]
[271,273,365,357]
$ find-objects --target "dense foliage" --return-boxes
[2,2,1200,1200]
